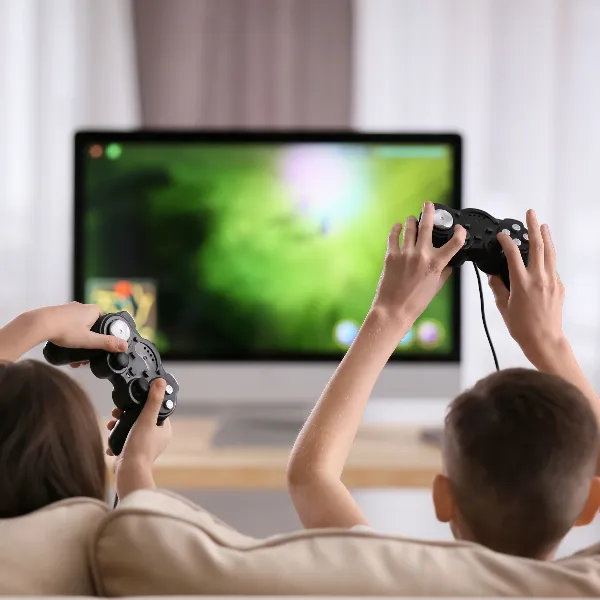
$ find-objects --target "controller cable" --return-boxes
[472,264,500,371]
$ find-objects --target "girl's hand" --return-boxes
[0,302,127,363]
[108,379,172,499]
[43,302,127,353]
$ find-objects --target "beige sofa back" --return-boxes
[92,489,600,597]
[0,497,108,595]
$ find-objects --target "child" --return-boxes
[0,302,171,517]
[287,203,600,560]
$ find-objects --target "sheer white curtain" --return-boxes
[0,0,139,326]
[353,0,600,388]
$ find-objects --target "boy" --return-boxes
[287,202,600,560]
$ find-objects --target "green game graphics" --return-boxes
[83,143,454,357]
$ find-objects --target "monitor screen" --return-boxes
[75,132,461,361]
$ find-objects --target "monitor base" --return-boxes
[419,426,444,448]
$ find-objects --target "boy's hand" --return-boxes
[41,302,127,353]
[488,209,565,365]
[108,378,172,499]
[372,202,466,324]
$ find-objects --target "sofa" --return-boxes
[3,489,600,597]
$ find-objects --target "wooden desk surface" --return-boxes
[104,417,442,490]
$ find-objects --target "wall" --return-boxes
[0,0,139,325]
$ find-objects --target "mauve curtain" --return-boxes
[132,0,353,128]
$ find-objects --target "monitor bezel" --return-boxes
[74,130,462,363]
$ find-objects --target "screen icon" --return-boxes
[105,143,122,160]
[334,320,359,348]
[89,144,103,158]
[398,328,414,348]
[85,278,156,341]
[416,320,443,348]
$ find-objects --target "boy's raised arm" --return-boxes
[488,210,600,422]
[287,203,466,529]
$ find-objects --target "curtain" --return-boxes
[0,0,139,326]
[353,0,600,389]
[132,0,353,128]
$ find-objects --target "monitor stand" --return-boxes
[177,404,445,450]
[419,427,444,447]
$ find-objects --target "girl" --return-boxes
[0,302,171,517]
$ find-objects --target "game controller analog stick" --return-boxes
[130,378,150,403]
[42,311,178,456]
[419,203,529,290]
[433,208,453,229]
[108,352,129,372]
[109,319,131,341]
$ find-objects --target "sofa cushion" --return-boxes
[92,489,600,597]
[0,497,108,595]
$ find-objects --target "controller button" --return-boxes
[165,399,175,411]
[474,235,482,241]
[463,223,471,230]
[523,233,529,241]
[131,378,150,402]
[502,229,511,236]
[108,352,129,372]
[433,208,454,229]
[485,228,494,234]
[109,319,131,341]
[512,224,521,231]
[166,384,174,395]
[514,238,522,247]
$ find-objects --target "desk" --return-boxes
[105,417,442,490]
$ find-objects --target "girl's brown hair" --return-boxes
[0,360,106,517]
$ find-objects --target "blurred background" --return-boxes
[1,0,600,555]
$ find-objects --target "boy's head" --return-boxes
[0,360,106,517]
[433,368,600,559]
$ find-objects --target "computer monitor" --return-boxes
[74,131,461,403]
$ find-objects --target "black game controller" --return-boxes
[43,311,178,456]
[419,204,529,290]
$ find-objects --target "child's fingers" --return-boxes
[106,419,117,431]
[112,407,122,419]
[138,379,167,426]
[106,448,114,456]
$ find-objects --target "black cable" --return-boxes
[473,263,500,371]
